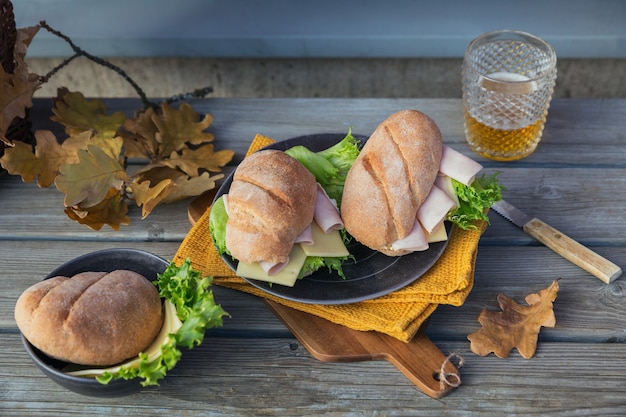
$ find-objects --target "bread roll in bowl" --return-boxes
[341,110,443,256]
[15,270,163,366]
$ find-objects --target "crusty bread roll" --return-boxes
[226,149,317,264]
[15,270,163,366]
[341,110,443,256]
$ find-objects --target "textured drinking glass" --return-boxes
[462,30,557,161]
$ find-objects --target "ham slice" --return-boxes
[259,259,290,276]
[434,175,460,206]
[391,219,429,252]
[294,224,314,245]
[417,185,457,234]
[439,145,483,186]
[313,184,344,233]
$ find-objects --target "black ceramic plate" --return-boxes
[212,133,451,305]
[21,248,169,398]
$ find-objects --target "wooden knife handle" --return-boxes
[523,218,622,284]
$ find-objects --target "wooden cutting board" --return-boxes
[188,192,460,399]
[264,300,459,398]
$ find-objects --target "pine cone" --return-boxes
[0,0,17,74]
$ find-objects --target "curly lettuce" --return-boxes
[284,127,360,206]
[446,173,504,230]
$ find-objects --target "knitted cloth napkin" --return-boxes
[174,134,487,342]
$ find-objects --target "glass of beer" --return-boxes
[462,30,557,161]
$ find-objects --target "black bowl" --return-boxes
[20,248,169,398]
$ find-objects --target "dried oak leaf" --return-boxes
[128,165,223,217]
[51,88,126,139]
[152,102,214,157]
[55,144,128,208]
[121,107,160,158]
[161,171,224,203]
[14,26,41,61]
[65,188,130,231]
[160,145,235,176]
[128,178,173,219]
[0,130,90,187]
[467,280,559,359]
[0,26,41,144]
[0,140,39,180]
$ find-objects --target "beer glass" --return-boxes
[462,30,557,161]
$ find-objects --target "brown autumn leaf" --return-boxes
[0,140,40,181]
[467,280,559,359]
[121,107,160,158]
[128,178,173,218]
[55,144,128,208]
[132,164,185,186]
[89,135,124,161]
[152,102,215,157]
[14,26,41,61]
[0,26,41,144]
[161,171,224,203]
[128,166,223,217]
[51,88,126,138]
[32,131,89,187]
[0,130,90,187]
[160,145,235,176]
[65,188,130,231]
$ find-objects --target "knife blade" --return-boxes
[491,199,622,284]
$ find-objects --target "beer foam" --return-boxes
[480,71,538,94]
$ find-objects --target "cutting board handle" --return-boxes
[382,329,461,397]
[265,300,459,399]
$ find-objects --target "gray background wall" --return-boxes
[14,0,626,98]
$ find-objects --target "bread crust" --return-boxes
[226,149,317,264]
[15,270,163,366]
[341,110,443,256]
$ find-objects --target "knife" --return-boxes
[491,199,622,284]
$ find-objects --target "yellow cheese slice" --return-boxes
[426,222,448,243]
[235,244,307,287]
[301,222,350,257]
[66,299,182,377]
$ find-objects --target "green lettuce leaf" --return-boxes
[285,127,360,206]
[299,254,353,280]
[209,195,230,255]
[446,173,504,230]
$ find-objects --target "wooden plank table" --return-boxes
[1,98,625,416]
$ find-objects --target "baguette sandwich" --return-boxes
[341,110,502,256]
[211,148,353,287]
[225,149,318,267]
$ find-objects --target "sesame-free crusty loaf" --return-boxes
[341,110,443,256]
[14,270,163,366]
[225,149,317,264]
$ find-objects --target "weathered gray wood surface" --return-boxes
[1,98,625,416]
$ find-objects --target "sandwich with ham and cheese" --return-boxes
[210,143,356,288]
[341,109,502,256]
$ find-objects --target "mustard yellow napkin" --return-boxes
[174,134,487,342]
